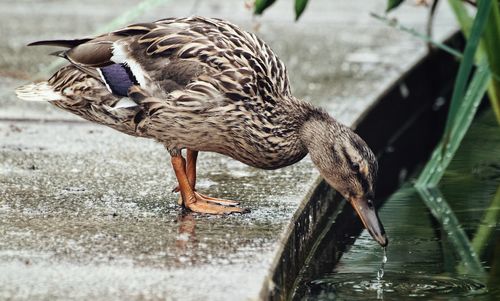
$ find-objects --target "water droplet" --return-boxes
[377,247,387,281]
[377,268,384,280]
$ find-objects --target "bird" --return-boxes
[15,16,388,247]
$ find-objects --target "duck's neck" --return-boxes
[299,107,340,147]
[298,106,346,170]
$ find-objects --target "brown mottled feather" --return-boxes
[28,17,314,168]
[18,17,385,242]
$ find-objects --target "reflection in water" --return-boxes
[471,185,500,257]
[298,182,499,300]
[175,212,197,264]
[416,186,485,276]
[295,111,500,300]
[307,273,487,300]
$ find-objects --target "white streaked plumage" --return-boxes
[15,82,62,102]
[111,41,149,88]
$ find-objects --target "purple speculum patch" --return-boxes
[99,63,139,97]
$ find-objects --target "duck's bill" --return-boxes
[349,197,388,247]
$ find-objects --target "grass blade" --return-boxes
[416,0,492,187]
[447,0,473,36]
[417,63,490,186]
[448,0,500,124]
[482,0,500,124]
[471,184,500,256]
[443,0,492,142]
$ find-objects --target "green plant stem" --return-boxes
[448,0,473,36]
[481,0,500,123]
[447,0,486,62]
[415,187,485,276]
[417,64,490,186]
[416,0,492,187]
[373,5,494,185]
[448,0,500,124]
[371,12,500,81]
[443,0,492,140]
[486,82,500,123]
[370,13,463,58]
[471,184,500,256]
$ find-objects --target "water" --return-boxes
[307,274,487,300]
[294,110,500,300]
[373,248,387,299]
[376,247,387,281]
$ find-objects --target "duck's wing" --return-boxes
[29,17,292,103]
[29,21,212,99]
[28,24,154,96]
[25,17,295,144]
[23,26,166,135]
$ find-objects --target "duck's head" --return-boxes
[300,109,388,247]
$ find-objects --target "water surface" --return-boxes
[295,110,500,300]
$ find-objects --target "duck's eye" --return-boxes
[352,162,360,173]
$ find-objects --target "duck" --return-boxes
[16,16,388,247]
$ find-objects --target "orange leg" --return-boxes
[170,153,249,215]
[186,149,198,190]
[174,149,241,207]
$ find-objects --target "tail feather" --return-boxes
[15,82,62,102]
[28,38,91,48]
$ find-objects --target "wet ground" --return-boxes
[0,0,457,300]
[295,110,500,300]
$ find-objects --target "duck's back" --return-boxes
[17,17,309,169]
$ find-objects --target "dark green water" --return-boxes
[295,110,500,300]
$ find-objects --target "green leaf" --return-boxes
[471,184,500,257]
[481,0,500,123]
[254,0,276,15]
[443,0,492,147]
[416,62,491,186]
[448,0,473,36]
[386,0,404,12]
[295,0,309,20]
